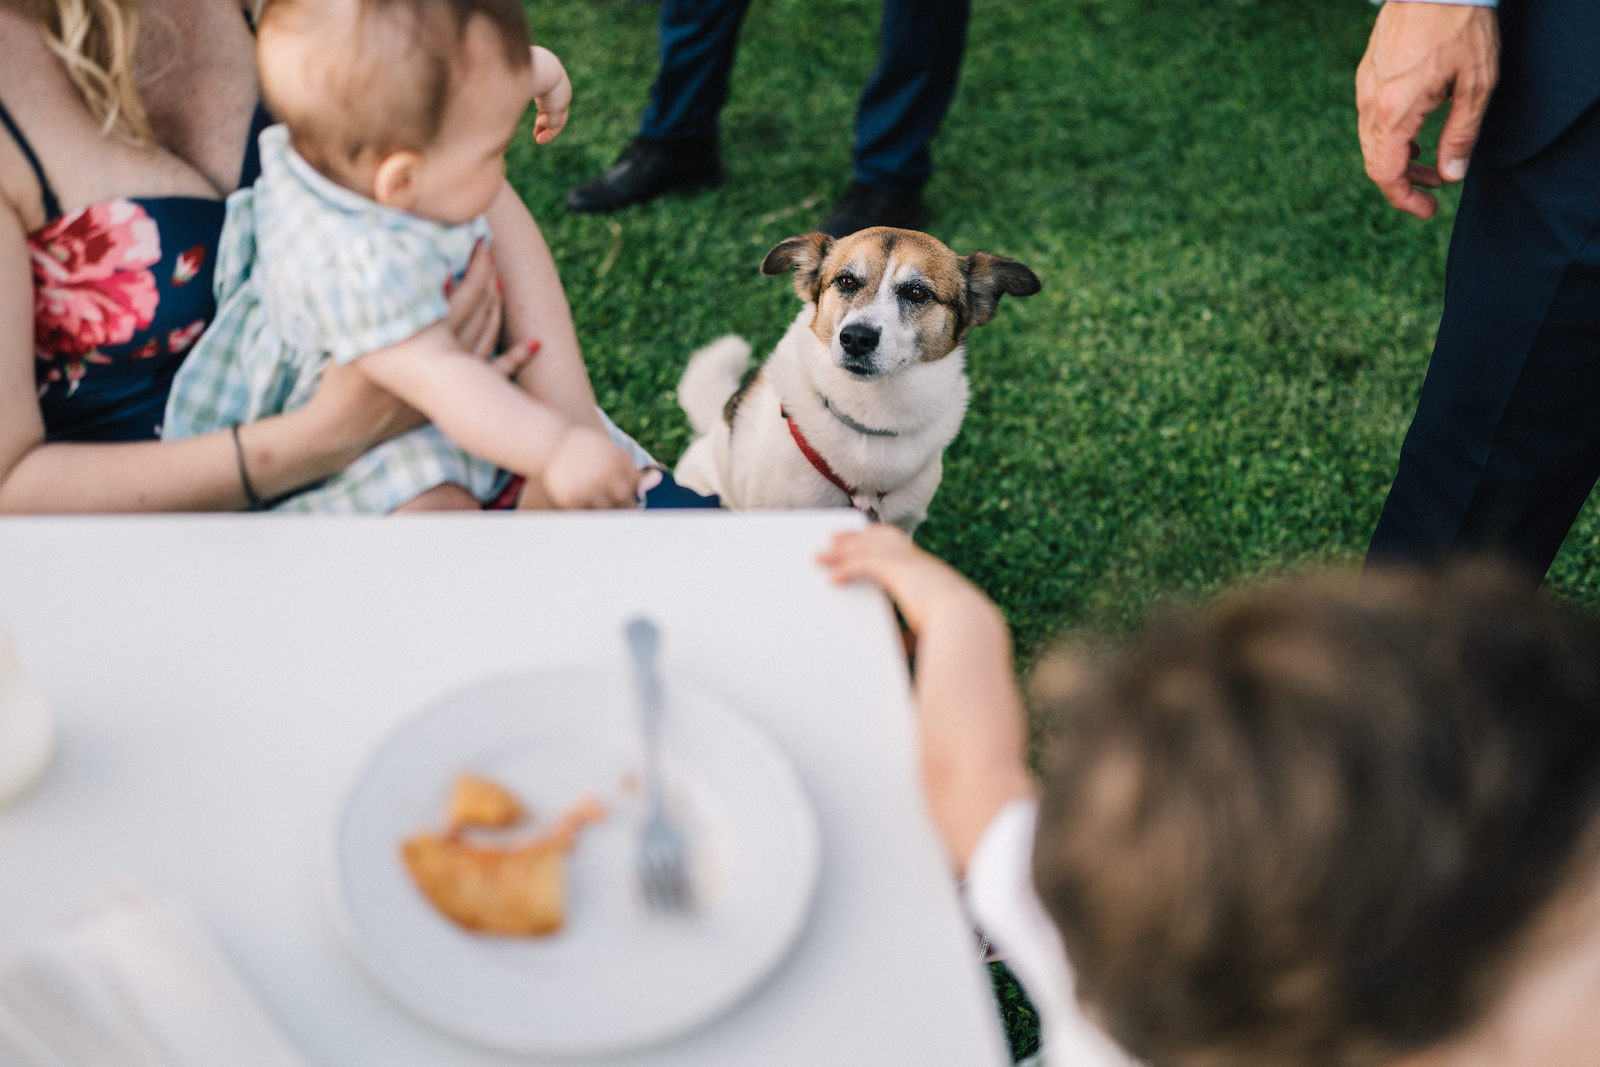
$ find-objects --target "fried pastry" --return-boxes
[401,833,566,936]
[447,773,526,831]
[402,776,607,937]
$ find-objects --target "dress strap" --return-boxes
[0,95,64,223]
[237,100,274,191]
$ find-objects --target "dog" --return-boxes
[673,227,1040,532]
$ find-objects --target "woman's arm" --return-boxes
[485,182,605,432]
[0,206,524,512]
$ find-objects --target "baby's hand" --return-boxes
[529,45,571,146]
[818,526,996,635]
[539,425,639,509]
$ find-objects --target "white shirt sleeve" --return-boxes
[963,799,1143,1067]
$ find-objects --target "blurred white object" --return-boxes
[0,882,310,1067]
[0,621,53,808]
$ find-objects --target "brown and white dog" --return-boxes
[673,227,1040,531]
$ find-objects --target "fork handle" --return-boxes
[626,617,666,809]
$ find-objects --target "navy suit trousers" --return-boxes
[1369,99,1600,576]
[637,0,970,196]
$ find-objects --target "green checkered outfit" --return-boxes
[163,124,507,513]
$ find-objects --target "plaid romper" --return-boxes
[163,124,507,513]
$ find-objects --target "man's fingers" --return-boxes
[1435,92,1490,183]
[1390,184,1440,220]
[1407,161,1443,189]
[1365,135,1439,219]
[1436,10,1499,182]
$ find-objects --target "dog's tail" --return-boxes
[677,335,753,436]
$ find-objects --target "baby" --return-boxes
[823,527,1600,1067]
[163,0,640,512]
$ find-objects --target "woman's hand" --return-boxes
[446,241,504,359]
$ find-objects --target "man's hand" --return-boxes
[1355,2,1499,219]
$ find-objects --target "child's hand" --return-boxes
[538,425,640,509]
[819,525,999,636]
[529,45,571,146]
[821,527,1032,871]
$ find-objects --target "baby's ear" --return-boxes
[962,253,1041,327]
[373,151,423,211]
[761,233,833,303]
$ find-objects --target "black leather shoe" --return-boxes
[818,182,930,237]
[565,138,723,213]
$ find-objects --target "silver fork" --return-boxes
[625,617,694,912]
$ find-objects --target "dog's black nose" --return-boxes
[839,323,880,358]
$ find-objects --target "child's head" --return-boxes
[256,0,533,222]
[1030,564,1600,1067]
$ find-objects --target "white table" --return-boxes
[0,512,1010,1066]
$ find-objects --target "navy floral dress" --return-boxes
[3,98,271,443]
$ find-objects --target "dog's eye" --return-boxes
[834,274,862,294]
[899,283,933,304]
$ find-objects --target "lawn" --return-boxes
[517,0,1600,660]
[508,0,1599,1057]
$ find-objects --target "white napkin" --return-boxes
[0,882,311,1067]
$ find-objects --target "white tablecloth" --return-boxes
[0,512,1010,1066]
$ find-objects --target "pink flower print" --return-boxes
[172,245,206,286]
[30,200,161,356]
[133,339,159,360]
[167,319,205,354]
[34,354,91,398]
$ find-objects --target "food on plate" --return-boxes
[544,793,608,850]
[401,776,607,937]
[447,773,526,831]
[401,833,566,935]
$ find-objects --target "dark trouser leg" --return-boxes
[851,0,971,195]
[639,0,755,142]
[1369,104,1600,578]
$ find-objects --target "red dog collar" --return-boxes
[781,405,855,497]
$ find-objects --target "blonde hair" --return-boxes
[23,0,153,143]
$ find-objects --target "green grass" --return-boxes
[516,0,1600,665]
[507,2,1600,1054]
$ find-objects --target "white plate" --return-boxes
[328,667,820,1057]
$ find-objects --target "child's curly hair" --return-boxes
[1031,562,1600,1067]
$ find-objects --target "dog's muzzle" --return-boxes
[837,322,880,378]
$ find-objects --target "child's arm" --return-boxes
[484,183,608,434]
[356,322,639,509]
[819,526,1036,871]
[528,45,571,146]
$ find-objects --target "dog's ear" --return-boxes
[761,233,834,303]
[961,253,1041,327]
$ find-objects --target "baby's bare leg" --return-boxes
[395,483,480,512]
